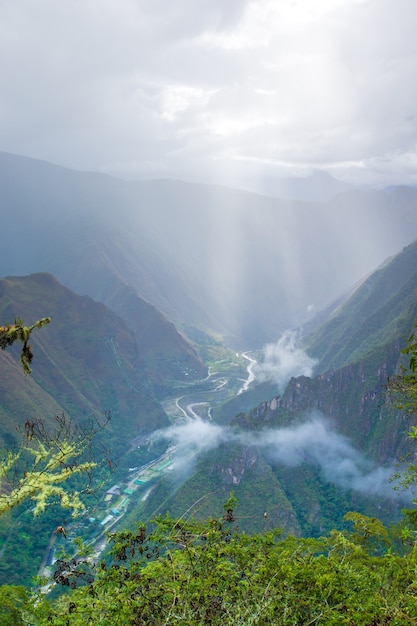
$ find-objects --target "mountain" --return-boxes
[304,241,417,375]
[91,281,206,395]
[0,273,173,451]
[0,272,210,586]
[128,239,417,536]
[2,152,417,346]
[245,169,354,202]
[200,167,354,201]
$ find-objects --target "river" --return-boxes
[40,351,258,577]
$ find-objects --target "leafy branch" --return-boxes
[0,317,51,374]
[0,412,111,517]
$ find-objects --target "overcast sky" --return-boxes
[1,0,417,190]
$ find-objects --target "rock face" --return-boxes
[234,349,412,462]
[217,445,259,486]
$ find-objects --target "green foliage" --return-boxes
[0,414,107,517]
[0,584,30,625]
[343,511,390,554]
[0,317,51,374]
[387,322,417,498]
[395,323,417,413]
[0,504,70,587]
[20,500,417,625]
[0,275,170,457]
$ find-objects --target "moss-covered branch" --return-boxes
[0,413,110,517]
[0,317,51,374]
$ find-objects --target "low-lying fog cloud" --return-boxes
[155,419,227,477]
[153,412,402,500]
[253,330,318,392]
[252,415,400,498]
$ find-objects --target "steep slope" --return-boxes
[2,152,417,345]
[0,350,66,447]
[101,283,206,392]
[0,273,169,452]
[130,241,417,535]
[304,239,417,374]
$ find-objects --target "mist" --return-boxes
[252,414,401,499]
[154,412,404,500]
[253,330,318,392]
[153,419,227,478]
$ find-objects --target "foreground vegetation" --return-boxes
[7,502,417,625]
[1,322,417,624]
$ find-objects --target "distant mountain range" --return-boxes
[199,167,354,201]
[2,151,417,346]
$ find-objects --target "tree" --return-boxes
[27,322,417,624]
[29,503,417,625]
[0,316,51,374]
[0,414,106,517]
[0,584,31,626]
[0,315,108,517]
[386,322,417,498]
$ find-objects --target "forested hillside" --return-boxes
[0,273,172,448]
[305,239,417,374]
[2,0,417,619]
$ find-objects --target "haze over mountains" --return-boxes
[2,152,417,347]
[1,152,417,583]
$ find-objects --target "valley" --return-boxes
[161,352,255,421]
[39,351,257,577]
[2,236,417,587]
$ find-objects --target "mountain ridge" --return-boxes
[2,152,417,345]
[0,272,173,449]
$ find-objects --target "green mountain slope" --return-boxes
[305,239,417,374]
[0,350,66,447]
[0,273,169,451]
[101,282,206,395]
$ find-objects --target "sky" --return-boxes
[1,0,417,190]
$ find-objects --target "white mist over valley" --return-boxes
[155,331,404,502]
[155,413,403,500]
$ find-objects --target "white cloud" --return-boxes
[160,85,217,122]
[154,413,404,500]
[153,419,226,477]
[1,0,417,186]
[253,331,318,392]
[254,415,398,497]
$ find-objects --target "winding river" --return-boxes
[162,351,256,421]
